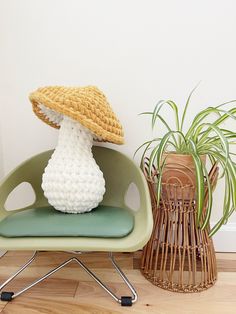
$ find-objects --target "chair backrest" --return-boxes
[1,146,144,211]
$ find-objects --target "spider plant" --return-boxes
[135,86,236,236]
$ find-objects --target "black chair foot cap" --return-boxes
[1,292,14,301]
[121,296,133,306]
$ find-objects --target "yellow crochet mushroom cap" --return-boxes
[29,86,124,144]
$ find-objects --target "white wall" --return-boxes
[0,0,236,250]
[0,126,4,180]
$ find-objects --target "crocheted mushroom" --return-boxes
[29,86,124,213]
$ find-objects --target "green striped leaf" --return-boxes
[188,139,205,225]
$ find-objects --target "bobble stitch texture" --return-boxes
[42,114,106,213]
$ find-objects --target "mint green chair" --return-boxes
[0,146,152,306]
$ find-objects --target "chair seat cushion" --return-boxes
[0,205,134,238]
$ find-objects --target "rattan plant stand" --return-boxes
[141,160,219,293]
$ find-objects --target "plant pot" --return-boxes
[141,160,219,293]
[160,153,206,201]
[162,153,206,186]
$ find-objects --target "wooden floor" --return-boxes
[0,251,235,313]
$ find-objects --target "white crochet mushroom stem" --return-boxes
[42,116,106,213]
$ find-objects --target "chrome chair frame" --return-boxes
[0,251,137,306]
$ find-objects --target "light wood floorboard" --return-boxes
[0,251,235,314]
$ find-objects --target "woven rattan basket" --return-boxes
[141,159,219,293]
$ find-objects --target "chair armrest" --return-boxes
[122,166,153,250]
[0,151,53,213]
[0,159,48,213]
[0,167,33,212]
[121,159,151,209]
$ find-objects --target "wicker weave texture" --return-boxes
[141,160,218,293]
[29,86,124,144]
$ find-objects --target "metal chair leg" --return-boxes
[0,251,7,259]
[0,251,37,292]
[0,251,137,306]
